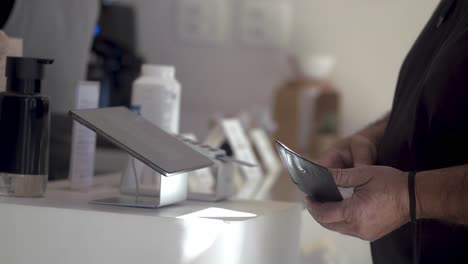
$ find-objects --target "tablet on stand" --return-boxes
[69,107,214,208]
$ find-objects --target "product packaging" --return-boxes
[68,81,100,191]
[273,79,340,158]
[0,31,23,92]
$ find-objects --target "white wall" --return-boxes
[118,0,291,138]
[120,0,439,137]
[292,0,439,135]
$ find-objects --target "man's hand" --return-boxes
[305,166,409,241]
[319,135,377,168]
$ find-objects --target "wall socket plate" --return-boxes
[176,0,230,45]
[240,0,293,47]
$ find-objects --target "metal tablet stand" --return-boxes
[90,137,254,208]
[90,157,167,208]
[186,147,236,202]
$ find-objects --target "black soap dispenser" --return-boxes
[0,57,53,197]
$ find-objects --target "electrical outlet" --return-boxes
[240,0,293,47]
[177,0,229,44]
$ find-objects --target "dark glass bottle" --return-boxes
[0,57,53,197]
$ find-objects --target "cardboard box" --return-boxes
[0,31,23,92]
[273,79,340,158]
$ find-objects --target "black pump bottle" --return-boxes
[0,57,53,197]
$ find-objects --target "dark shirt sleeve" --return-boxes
[422,27,468,167]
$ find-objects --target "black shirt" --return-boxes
[375,0,468,263]
[0,0,15,29]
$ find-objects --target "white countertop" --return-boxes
[0,174,302,264]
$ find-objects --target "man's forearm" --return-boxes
[416,165,468,225]
[357,113,390,146]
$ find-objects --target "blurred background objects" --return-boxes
[0,1,440,263]
[1,0,440,139]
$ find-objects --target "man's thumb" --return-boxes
[329,168,373,188]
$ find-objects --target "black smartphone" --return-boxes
[276,141,343,202]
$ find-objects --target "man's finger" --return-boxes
[351,144,374,167]
[328,168,373,188]
[319,150,349,168]
[352,150,374,167]
[304,196,350,224]
[350,137,376,167]
[322,222,357,237]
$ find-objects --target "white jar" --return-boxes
[131,64,181,133]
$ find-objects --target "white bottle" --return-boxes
[121,64,186,206]
[69,81,100,191]
[131,64,181,132]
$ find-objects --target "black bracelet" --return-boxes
[408,171,417,223]
[408,171,419,264]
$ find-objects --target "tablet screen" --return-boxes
[69,107,213,176]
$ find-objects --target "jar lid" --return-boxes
[141,64,175,78]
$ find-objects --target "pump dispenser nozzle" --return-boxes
[5,57,54,94]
